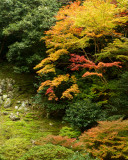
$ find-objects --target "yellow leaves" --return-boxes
[52,74,70,87]
[37,64,55,75]
[38,80,52,91]
[34,58,51,69]
[74,0,126,38]
[71,75,77,83]
[38,74,80,100]
[34,49,69,75]
[61,84,80,100]
[49,49,69,61]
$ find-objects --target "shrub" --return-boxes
[79,120,128,160]
[59,126,81,138]
[0,138,31,160]
[44,135,83,151]
[64,100,101,131]
[107,71,128,117]
[18,144,73,160]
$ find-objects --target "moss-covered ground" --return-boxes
[0,63,64,160]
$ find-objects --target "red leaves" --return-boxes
[45,87,54,95]
[69,54,96,71]
[44,135,83,151]
[69,54,122,78]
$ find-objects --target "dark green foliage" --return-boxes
[106,71,128,117]
[64,100,101,131]
[59,126,81,138]
[96,38,128,63]
[0,0,60,72]
[18,144,74,160]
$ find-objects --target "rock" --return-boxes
[18,101,26,111]
[15,106,19,110]
[49,123,53,126]
[3,94,8,100]
[7,83,13,91]
[17,101,21,104]
[0,89,2,96]
[9,113,20,121]
[0,97,3,105]
[7,91,13,98]
[0,79,6,90]
[3,111,9,115]
[21,101,26,107]
[24,107,28,111]
[4,98,11,108]
[12,79,15,84]
[18,106,28,111]
[16,112,19,116]
[18,101,29,112]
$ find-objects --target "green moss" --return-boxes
[0,63,65,160]
[0,138,31,160]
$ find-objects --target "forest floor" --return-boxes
[0,63,64,160]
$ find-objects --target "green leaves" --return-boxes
[0,0,60,72]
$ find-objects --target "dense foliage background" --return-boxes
[0,0,60,72]
[0,0,128,159]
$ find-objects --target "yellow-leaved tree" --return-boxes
[34,0,128,101]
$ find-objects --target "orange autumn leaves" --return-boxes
[34,0,127,101]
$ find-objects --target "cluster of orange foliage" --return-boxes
[79,120,128,159]
[43,135,83,151]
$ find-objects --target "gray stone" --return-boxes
[17,101,21,104]
[3,111,9,115]
[0,89,2,96]
[4,98,11,108]
[0,97,3,105]
[15,106,19,110]
[7,91,13,98]
[16,112,19,116]
[21,101,26,107]
[3,95,8,100]
[0,79,6,90]
[24,107,28,111]
[7,83,13,91]
[9,113,20,121]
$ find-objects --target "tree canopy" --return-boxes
[0,0,60,72]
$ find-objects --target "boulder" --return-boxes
[3,111,9,115]
[7,91,13,98]
[3,94,8,100]
[0,97,3,105]
[7,83,13,91]
[0,89,2,96]
[9,113,20,121]
[4,98,11,108]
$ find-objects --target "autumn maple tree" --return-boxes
[34,0,128,101]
